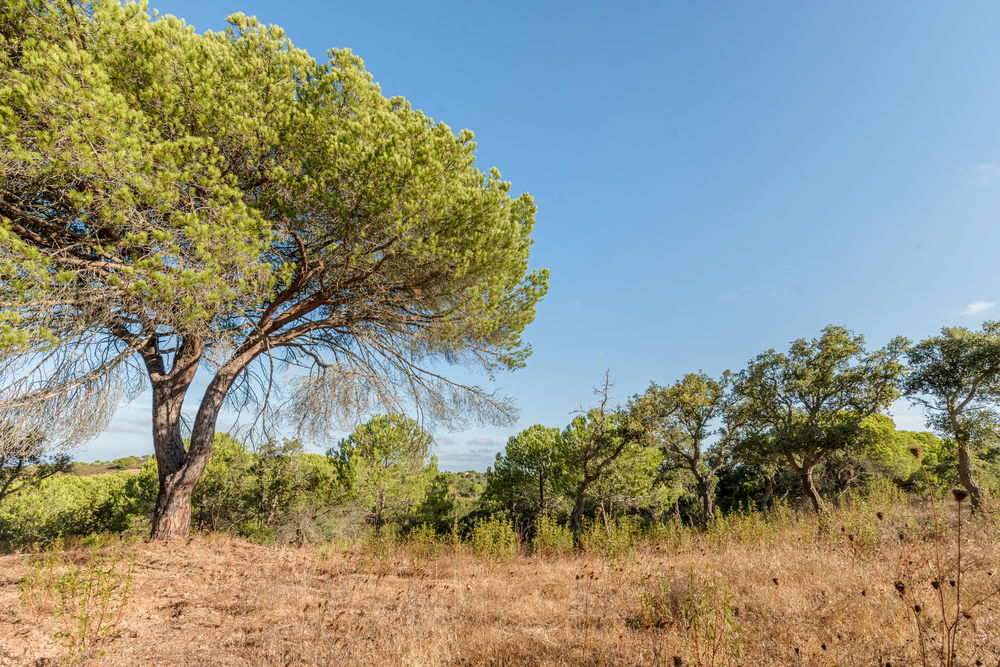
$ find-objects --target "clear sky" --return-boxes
[81,0,1000,470]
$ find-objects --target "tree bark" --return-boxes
[957,440,984,510]
[761,473,776,511]
[570,484,588,549]
[697,477,715,530]
[149,357,249,539]
[146,341,201,540]
[798,466,824,513]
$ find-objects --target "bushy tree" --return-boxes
[904,322,1000,509]
[0,423,70,505]
[332,414,436,533]
[641,371,745,528]
[560,376,651,546]
[734,326,908,512]
[0,1,547,538]
[483,424,565,523]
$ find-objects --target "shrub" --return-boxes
[406,523,444,560]
[581,516,639,559]
[20,548,135,662]
[532,514,573,557]
[0,472,147,549]
[631,571,742,666]
[469,516,519,561]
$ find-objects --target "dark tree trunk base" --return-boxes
[150,475,196,539]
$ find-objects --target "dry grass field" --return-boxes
[2,505,999,666]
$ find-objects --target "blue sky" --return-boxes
[82,0,1000,469]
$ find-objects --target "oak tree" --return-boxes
[904,322,1000,509]
[734,326,907,512]
[642,371,744,528]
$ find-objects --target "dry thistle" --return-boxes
[952,489,969,503]
[909,446,922,459]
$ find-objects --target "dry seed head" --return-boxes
[909,446,922,459]
[952,489,969,503]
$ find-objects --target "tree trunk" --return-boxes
[957,440,984,510]
[697,478,715,530]
[570,484,588,549]
[149,375,195,540]
[149,362,245,539]
[798,466,824,513]
[761,473,776,511]
[151,474,196,539]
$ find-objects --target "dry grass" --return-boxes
[2,508,999,666]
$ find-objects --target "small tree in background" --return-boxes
[0,423,71,506]
[904,322,1000,509]
[641,371,745,528]
[734,325,908,512]
[483,424,565,525]
[561,375,650,547]
[332,414,436,533]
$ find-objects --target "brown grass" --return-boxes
[2,510,999,666]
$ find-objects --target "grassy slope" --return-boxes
[2,507,999,666]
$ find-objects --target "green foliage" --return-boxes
[580,516,641,559]
[639,371,744,526]
[484,424,565,523]
[405,523,446,560]
[532,513,574,557]
[469,515,519,561]
[332,414,437,533]
[0,0,547,418]
[734,325,909,511]
[588,440,666,516]
[0,471,146,549]
[905,321,1000,505]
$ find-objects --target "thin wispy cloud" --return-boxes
[962,300,995,315]
[969,162,1000,188]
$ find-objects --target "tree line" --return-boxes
[3,322,998,551]
[485,323,1000,546]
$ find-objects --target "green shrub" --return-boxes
[0,472,147,549]
[581,516,639,559]
[469,516,519,561]
[406,523,444,559]
[532,514,573,557]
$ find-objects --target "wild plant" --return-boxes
[630,570,743,667]
[20,547,135,663]
[468,516,519,561]
[532,514,573,557]
[581,516,639,559]
[889,452,1000,665]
